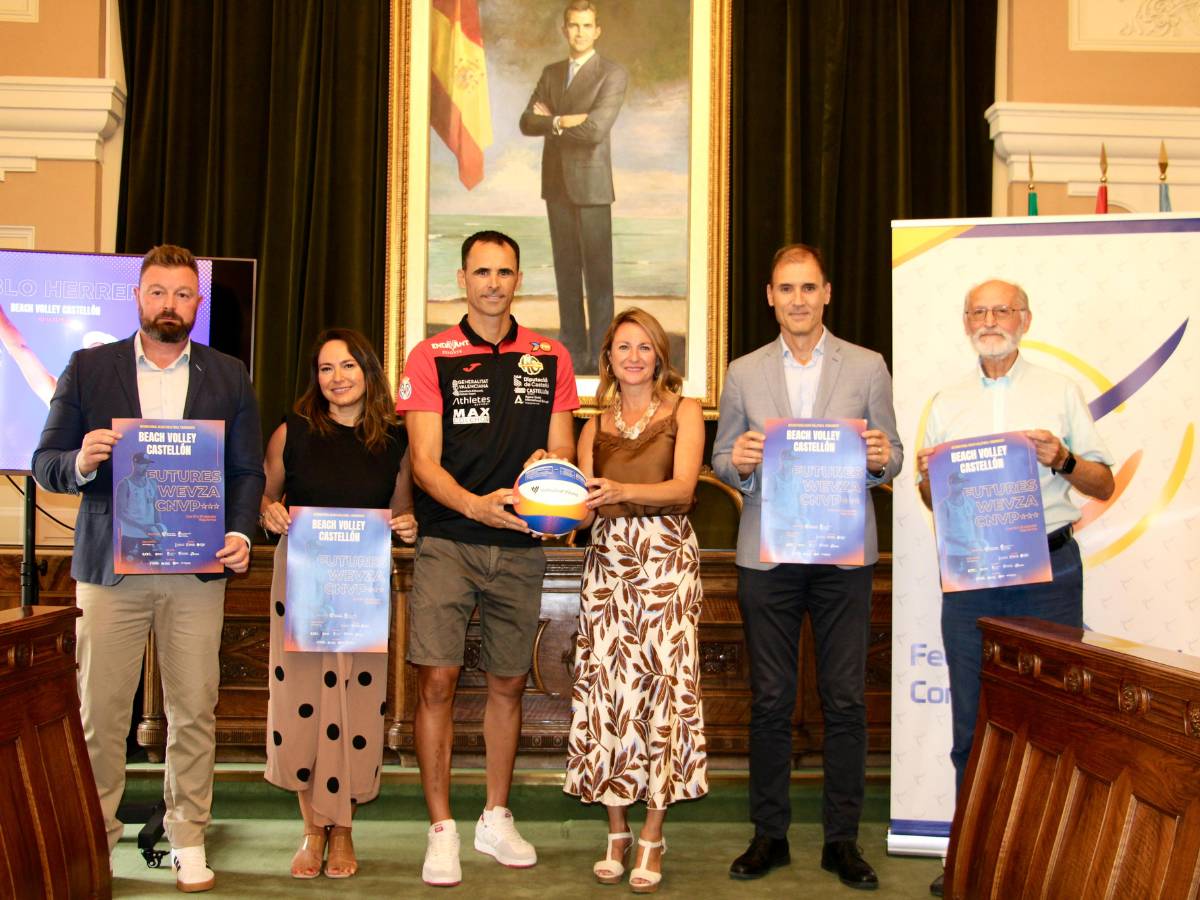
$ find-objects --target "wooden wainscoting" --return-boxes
[0,548,893,768]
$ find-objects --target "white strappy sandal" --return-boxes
[593,830,633,884]
[629,835,666,894]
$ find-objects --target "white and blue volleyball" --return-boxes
[512,459,588,535]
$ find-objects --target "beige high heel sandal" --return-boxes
[325,826,357,878]
[290,828,327,879]
[629,836,666,894]
[593,830,633,884]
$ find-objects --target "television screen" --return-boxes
[0,249,256,474]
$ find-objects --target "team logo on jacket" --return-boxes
[518,353,544,376]
[398,376,413,400]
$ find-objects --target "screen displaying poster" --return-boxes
[284,507,392,654]
[111,418,225,574]
[760,417,867,565]
[0,251,212,473]
[927,431,1051,592]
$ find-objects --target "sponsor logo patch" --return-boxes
[463,362,482,372]
[452,407,490,425]
[518,353,544,376]
[431,338,470,352]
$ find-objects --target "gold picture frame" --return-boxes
[385,0,730,415]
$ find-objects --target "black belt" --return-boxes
[1047,524,1073,553]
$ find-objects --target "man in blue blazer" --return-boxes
[714,244,902,890]
[519,0,628,373]
[33,245,263,893]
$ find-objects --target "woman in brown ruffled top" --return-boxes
[564,307,708,894]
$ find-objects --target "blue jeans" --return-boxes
[941,538,1084,796]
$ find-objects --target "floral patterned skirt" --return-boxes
[564,514,708,807]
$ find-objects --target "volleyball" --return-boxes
[512,459,589,535]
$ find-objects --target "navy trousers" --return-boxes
[941,537,1084,795]
[738,563,874,842]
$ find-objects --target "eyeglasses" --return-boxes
[965,306,1027,323]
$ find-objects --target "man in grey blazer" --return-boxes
[713,244,901,890]
[518,0,628,373]
[32,245,264,893]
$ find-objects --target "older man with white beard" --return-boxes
[915,278,1113,896]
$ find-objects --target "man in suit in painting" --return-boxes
[518,0,628,374]
[32,244,264,893]
[713,243,902,891]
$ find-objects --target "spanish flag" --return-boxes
[431,0,493,190]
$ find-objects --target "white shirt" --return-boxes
[920,354,1114,532]
[567,49,596,83]
[135,331,192,418]
[780,329,827,417]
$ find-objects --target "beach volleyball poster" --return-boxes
[927,432,1051,593]
[760,417,867,565]
[111,418,226,574]
[284,507,393,653]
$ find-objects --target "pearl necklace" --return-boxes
[612,394,660,440]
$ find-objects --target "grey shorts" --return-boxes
[407,536,546,677]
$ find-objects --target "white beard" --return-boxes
[971,329,1019,360]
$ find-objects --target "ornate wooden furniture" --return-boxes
[0,605,110,899]
[945,617,1200,899]
[0,548,894,767]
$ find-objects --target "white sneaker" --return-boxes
[171,845,214,893]
[474,806,537,868]
[423,819,462,887]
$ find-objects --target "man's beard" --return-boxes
[141,312,193,344]
[971,329,1019,360]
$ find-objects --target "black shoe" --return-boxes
[820,840,879,890]
[930,871,944,896]
[729,835,790,879]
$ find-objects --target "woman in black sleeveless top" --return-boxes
[259,329,415,878]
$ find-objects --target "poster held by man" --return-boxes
[112,418,226,574]
[760,417,867,565]
[927,431,1050,593]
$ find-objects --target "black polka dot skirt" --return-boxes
[264,536,388,827]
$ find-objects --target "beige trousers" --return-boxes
[76,575,226,853]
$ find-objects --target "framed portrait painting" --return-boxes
[386,0,731,414]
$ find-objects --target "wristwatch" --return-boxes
[1051,450,1077,475]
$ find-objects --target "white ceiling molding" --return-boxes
[0,0,38,24]
[0,225,36,248]
[0,76,126,166]
[987,101,1200,212]
[1069,0,1200,53]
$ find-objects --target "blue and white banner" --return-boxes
[889,214,1200,855]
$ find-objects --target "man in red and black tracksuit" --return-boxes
[397,230,579,886]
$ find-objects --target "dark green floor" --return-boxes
[111,767,942,898]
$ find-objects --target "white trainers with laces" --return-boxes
[423,819,462,887]
[474,806,537,868]
[171,845,215,893]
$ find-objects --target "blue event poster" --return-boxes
[760,418,867,565]
[928,431,1052,593]
[284,507,392,654]
[111,418,226,574]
